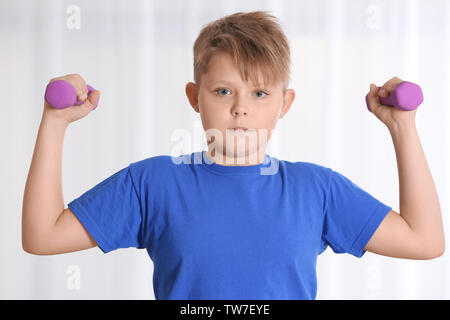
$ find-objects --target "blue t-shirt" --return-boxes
[68,150,392,300]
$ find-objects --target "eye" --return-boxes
[215,88,231,96]
[254,91,268,98]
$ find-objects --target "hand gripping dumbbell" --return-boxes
[365,81,423,112]
[44,79,99,110]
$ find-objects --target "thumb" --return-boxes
[377,87,389,98]
[81,90,100,110]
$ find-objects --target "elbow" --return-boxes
[22,222,51,255]
[424,243,445,260]
[22,242,38,255]
[22,244,48,256]
[432,233,446,259]
[22,231,35,255]
[23,246,38,255]
[417,228,446,260]
[22,234,34,254]
[22,235,59,256]
[434,243,445,259]
[22,235,46,256]
[22,239,40,255]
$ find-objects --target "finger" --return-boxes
[379,76,403,98]
[48,76,63,84]
[384,79,401,92]
[367,83,383,112]
[66,74,86,101]
[377,87,389,98]
[63,77,83,101]
[80,90,100,110]
[76,84,88,102]
[73,74,88,98]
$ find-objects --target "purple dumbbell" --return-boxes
[45,79,99,110]
[365,81,423,112]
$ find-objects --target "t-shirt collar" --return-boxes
[194,150,274,175]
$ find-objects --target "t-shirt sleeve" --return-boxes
[67,165,145,254]
[321,168,392,258]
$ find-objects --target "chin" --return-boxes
[214,143,263,161]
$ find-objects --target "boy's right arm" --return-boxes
[22,74,101,255]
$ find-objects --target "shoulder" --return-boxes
[128,153,194,179]
[130,153,187,170]
[278,158,331,183]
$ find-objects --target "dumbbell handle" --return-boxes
[365,81,423,112]
[45,79,98,110]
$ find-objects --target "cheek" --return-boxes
[255,108,281,128]
[198,97,226,129]
[200,96,227,116]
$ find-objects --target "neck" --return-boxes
[205,148,266,166]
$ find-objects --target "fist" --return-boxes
[43,73,100,124]
[367,76,417,130]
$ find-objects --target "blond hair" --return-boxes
[192,11,291,90]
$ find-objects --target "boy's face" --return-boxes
[185,51,295,165]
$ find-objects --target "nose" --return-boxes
[232,109,247,116]
[230,100,248,117]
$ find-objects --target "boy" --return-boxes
[22,11,445,300]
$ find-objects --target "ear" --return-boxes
[278,89,295,119]
[185,82,199,113]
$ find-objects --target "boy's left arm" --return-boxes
[364,77,445,260]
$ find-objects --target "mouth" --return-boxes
[227,126,255,135]
[230,126,249,131]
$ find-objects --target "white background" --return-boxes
[1,0,449,299]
